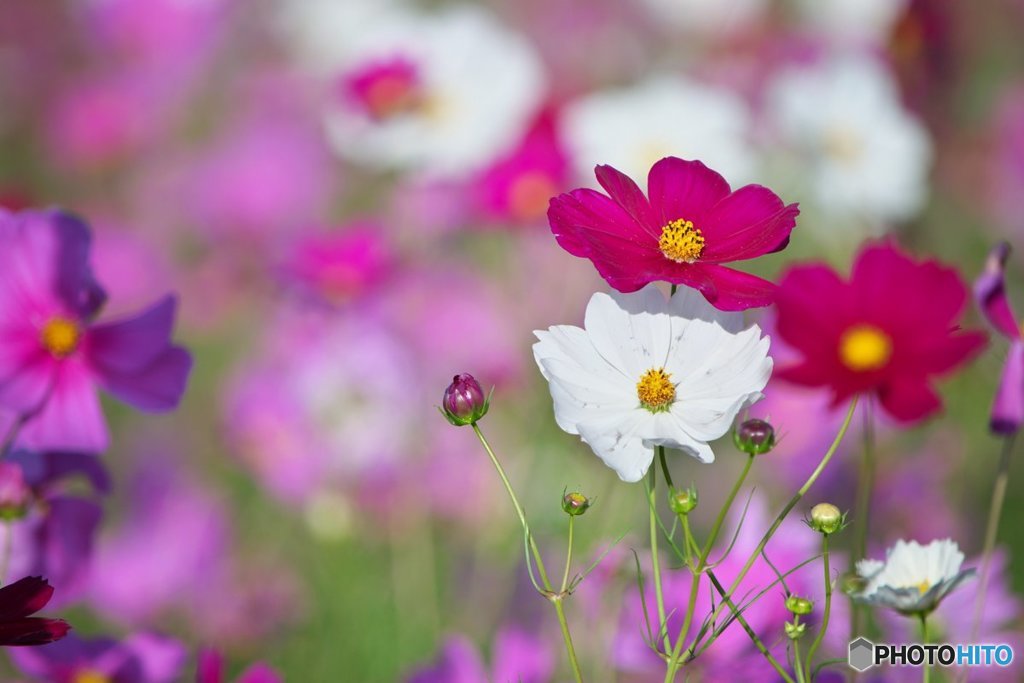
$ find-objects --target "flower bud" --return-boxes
[785,595,813,616]
[733,418,775,456]
[562,492,591,516]
[785,621,807,640]
[668,486,698,515]
[440,373,490,426]
[809,502,844,535]
[0,462,30,521]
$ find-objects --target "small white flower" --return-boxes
[533,285,772,482]
[854,539,974,615]
[765,55,933,227]
[563,75,757,187]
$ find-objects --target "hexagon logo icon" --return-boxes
[848,637,875,672]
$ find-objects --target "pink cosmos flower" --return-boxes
[547,156,799,310]
[196,648,282,683]
[774,242,986,422]
[0,209,192,451]
[340,57,424,122]
[279,223,393,306]
[974,242,1024,433]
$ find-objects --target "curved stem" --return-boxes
[664,396,859,680]
[648,454,672,655]
[804,535,833,675]
[969,434,1016,646]
[470,424,585,683]
[851,397,875,638]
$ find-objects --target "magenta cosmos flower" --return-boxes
[0,209,192,451]
[0,576,70,646]
[975,242,1024,434]
[774,242,986,422]
[547,156,799,310]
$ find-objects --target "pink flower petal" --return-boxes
[17,360,108,452]
[878,378,943,422]
[688,264,777,311]
[700,185,799,262]
[86,295,178,373]
[646,157,731,227]
[594,164,658,234]
[974,242,1021,339]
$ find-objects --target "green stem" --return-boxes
[664,396,860,680]
[662,453,756,683]
[705,569,795,683]
[921,614,930,683]
[648,455,672,655]
[804,535,833,675]
[561,515,575,594]
[969,434,1016,646]
[470,424,584,683]
[793,628,806,683]
[851,397,875,638]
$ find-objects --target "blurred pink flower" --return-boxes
[196,648,282,683]
[407,628,555,683]
[279,223,394,306]
[11,632,186,683]
[0,209,192,451]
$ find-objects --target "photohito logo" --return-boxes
[848,637,1014,671]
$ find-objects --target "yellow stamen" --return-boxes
[915,580,931,594]
[74,671,112,683]
[839,325,892,372]
[40,317,81,358]
[637,368,676,412]
[659,219,705,263]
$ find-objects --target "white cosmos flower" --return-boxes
[296,5,544,178]
[533,285,772,482]
[765,55,932,227]
[563,75,757,187]
[854,539,974,615]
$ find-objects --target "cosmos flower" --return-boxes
[0,209,192,451]
[533,284,772,482]
[10,632,186,683]
[548,156,799,310]
[853,539,973,616]
[291,5,544,177]
[774,242,986,422]
[765,55,932,229]
[196,648,282,683]
[563,76,757,185]
[0,576,70,646]
[974,242,1024,433]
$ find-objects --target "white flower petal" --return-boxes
[585,286,672,378]
[578,412,656,482]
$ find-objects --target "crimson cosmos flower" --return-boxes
[0,576,70,646]
[547,156,799,311]
[774,242,986,422]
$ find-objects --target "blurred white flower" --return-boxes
[638,0,768,35]
[765,55,932,227]
[854,539,974,615]
[533,285,771,482]
[794,0,909,46]
[286,4,545,178]
[563,76,757,187]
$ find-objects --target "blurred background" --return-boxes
[1,0,1024,680]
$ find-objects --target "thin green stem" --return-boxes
[921,614,930,683]
[648,455,672,655]
[664,396,860,680]
[561,515,575,594]
[851,397,875,638]
[804,535,833,675]
[969,434,1016,646]
[705,569,795,683]
[662,453,756,683]
[793,628,806,683]
[470,423,584,683]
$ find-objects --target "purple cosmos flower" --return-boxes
[0,576,70,646]
[975,242,1024,433]
[406,628,555,683]
[2,450,110,606]
[196,648,282,683]
[0,208,192,451]
[10,632,186,683]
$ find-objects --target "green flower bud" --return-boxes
[809,502,845,535]
[668,486,698,515]
[785,595,814,616]
[562,491,591,516]
[785,621,807,640]
[733,418,775,456]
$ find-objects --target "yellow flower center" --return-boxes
[508,171,556,221]
[915,580,931,594]
[637,368,676,412]
[839,325,892,372]
[74,671,112,683]
[659,219,705,263]
[40,317,81,358]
